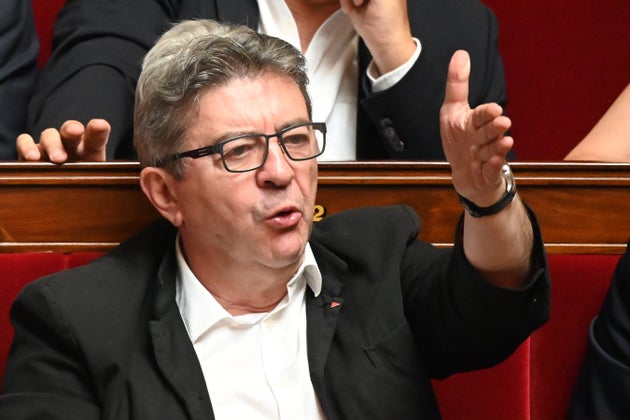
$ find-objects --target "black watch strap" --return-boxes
[458,163,517,217]
[458,189,517,217]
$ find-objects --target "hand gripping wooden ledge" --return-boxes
[1,161,629,254]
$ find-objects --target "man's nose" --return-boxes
[256,139,294,185]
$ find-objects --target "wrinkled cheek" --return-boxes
[307,169,319,206]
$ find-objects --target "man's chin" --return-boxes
[269,237,308,265]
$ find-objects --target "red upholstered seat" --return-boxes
[0,252,101,387]
[529,254,620,420]
[32,0,66,68]
[431,254,619,419]
[433,342,531,420]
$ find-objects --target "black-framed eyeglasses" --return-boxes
[156,122,326,173]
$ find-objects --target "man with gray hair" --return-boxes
[1,20,549,419]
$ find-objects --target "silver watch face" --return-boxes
[502,163,515,192]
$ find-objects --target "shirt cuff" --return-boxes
[366,37,422,93]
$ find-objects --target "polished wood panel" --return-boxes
[1,161,629,253]
[0,162,156,252]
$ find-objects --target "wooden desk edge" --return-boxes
[1,161,629,255]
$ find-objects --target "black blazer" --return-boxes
[0,0,38,159]
[568,241,630,419]
[27,0,506,160]
[1,206,549,419]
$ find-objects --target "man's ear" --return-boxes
[140,167,184,226]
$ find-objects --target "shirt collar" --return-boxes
[175,236,322,342]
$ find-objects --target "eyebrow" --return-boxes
[211,118,313,142]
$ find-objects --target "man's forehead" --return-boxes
[204,72,305,100]
[179,78,308,150]
[195,75,309,126]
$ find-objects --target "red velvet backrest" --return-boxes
[0,252,101,387]
[433,342,531,420]
[31,0,66,68]
[483,0,630,160]
[432,253,620,420]
[529,253,620,420]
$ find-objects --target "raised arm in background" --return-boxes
[564,84,630,162]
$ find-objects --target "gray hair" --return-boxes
[133,19,311,177]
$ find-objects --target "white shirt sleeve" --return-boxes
[366,37,422,93]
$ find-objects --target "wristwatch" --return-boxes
[458,163,516,217]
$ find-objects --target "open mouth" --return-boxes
[267,207,301,227]
[275,208,295,217]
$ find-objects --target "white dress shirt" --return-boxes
[257,0,421,161]
[175,239,325,420]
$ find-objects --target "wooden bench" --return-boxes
[1,161,629,253]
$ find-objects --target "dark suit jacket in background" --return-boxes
[0,206,549,419]
[0,0,39,159]
[569,241,630,419]
[26,0,506,160]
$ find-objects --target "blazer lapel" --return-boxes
[149,246,215,420]
[306,240,347,402]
